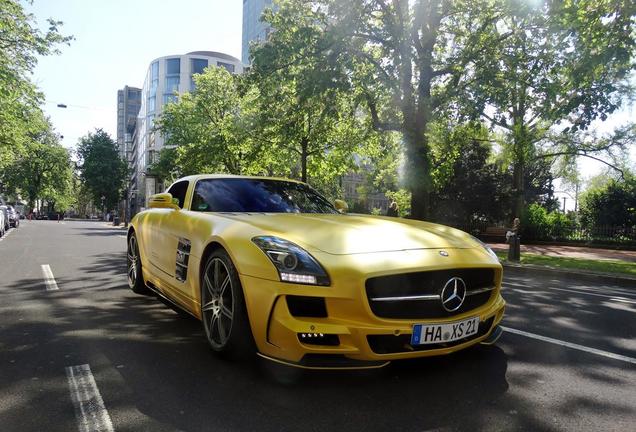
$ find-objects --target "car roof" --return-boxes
[173,174,306,186]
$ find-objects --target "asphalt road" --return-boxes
[0,220,634,432]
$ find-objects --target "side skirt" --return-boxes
[145,280,200,320]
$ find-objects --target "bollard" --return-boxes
[507,217,521,262]
[508,234,521,262]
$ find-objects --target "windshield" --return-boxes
[191,178,338,214]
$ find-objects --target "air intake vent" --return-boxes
[286,296,328,318]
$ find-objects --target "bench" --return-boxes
[482,226,508,242]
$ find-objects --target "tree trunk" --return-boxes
[300,137,308,183]
[404,124,432,220]
[512,159,524,220]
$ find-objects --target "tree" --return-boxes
[428,123,505,224]
[157,67,264,176]
[0,0,72,170]
[250,1,370,184]
[579,174,636,227]
[3,119,73,212]
[76,129,127,211]
[468,0,636,218]
[317,0,508,219]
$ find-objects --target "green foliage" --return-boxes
[384,189,411,218]
[321,0,514,218]
[157,67,264,176]
[2,115,74,211]
[579,175,636,228]
[250,0,372,184]
[76,129,127,210]
[521,203,577,240]
[0,0,72,170]
[467,0,636,217]
[426,122,507,224]
[147,147,180,186]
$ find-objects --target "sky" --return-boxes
[27,0,634,209]
[28,0,242,147]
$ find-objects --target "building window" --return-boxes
[163,94,178,104]
[150,61,159,97]
[190,58,208,90]
[191,58,208,75]
[147,95,156,113]
[165,76,179,94]
[166,58,180,75]
[217,61,235,73]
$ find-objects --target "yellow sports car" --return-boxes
[127,174,505,369]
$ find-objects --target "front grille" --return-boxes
[366,268,496,319]
[367,317,495,354]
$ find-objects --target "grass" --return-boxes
[495,251,636,277]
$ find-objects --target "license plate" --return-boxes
[410,317,480,345]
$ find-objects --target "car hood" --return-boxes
[218,213,480,255]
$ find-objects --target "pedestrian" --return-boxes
[386,200,399,217]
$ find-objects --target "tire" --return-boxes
[127,232,149,294]
[200,249,255,360]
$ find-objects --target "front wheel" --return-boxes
[127,232,149,294]
[200,249,255,359]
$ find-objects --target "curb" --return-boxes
[501,261,636,288]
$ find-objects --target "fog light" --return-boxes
[297,333,340,346]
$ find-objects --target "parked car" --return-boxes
[128,174,505,369]
[0,205,9,233]
[5,205,19,228]
[0,207,5,237]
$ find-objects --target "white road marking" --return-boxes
[65,364,114,432]
[503,283,636,303]
[0,228,15,241]
[502,326,636,365]
[41,264,59,291]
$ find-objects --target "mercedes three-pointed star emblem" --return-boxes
[440,277,467,312]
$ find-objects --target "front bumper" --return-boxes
[240,266,506,369]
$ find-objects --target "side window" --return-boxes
[166,181,189,209]
[191,181,211,212]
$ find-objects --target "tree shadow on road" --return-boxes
[1,251,635,432]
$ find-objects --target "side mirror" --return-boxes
[334,199,348,213]
[149,193,180,210]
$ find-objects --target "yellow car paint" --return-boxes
[130,174,505,369]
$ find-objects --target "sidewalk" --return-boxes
[489,243,636,263]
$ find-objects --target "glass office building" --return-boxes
[242,0,273,64]
[131,51,243,212]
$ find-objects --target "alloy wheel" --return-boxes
[202,257,235,349]
[127,235,138,288]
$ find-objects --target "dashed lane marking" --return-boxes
[502,326,636,366]
[65,364,114,432]
[41,264,59,291]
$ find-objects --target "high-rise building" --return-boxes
[116,86,141,160]
[242,0,273,64]
[131,51,244,213]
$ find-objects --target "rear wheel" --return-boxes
[200,249,255,359]
[127,233,149,294]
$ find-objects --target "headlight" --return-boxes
[472,236,499,261]
[252,236,330,286]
